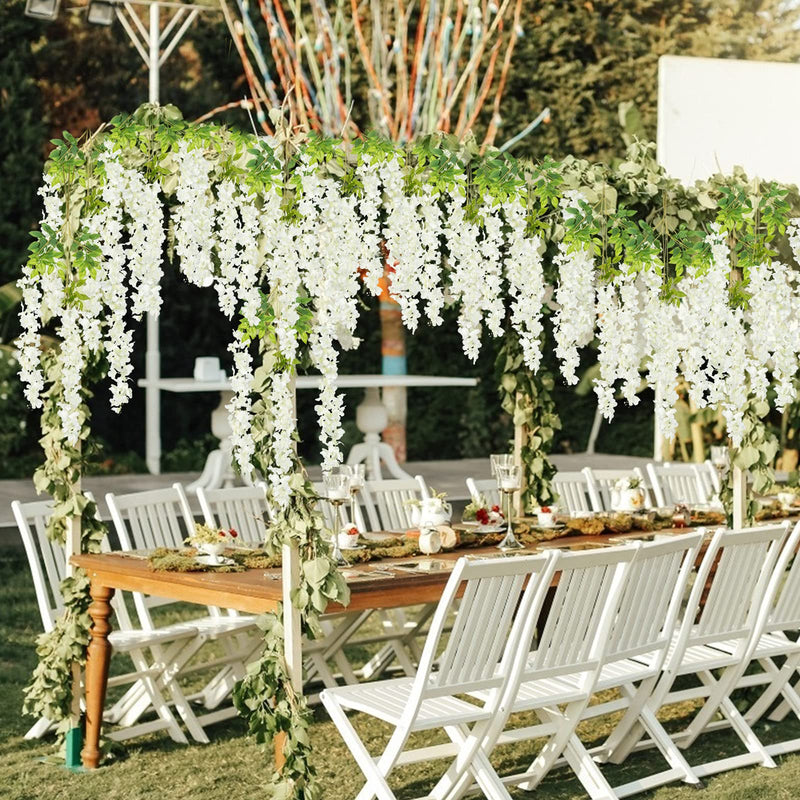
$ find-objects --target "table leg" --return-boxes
[81,582,115,769]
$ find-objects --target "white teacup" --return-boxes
[337,529,360,549]
[536,511,555,528]
[419,529,442,555]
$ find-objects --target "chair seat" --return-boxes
[189,615,258,636]
[636,630,742,674]
[109,622,197,651]
[321,676,492,730]
[496,658,653,712]
[711,631,800,659]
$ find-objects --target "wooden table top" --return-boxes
[71,526,705,615]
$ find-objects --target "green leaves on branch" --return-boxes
[497,332,560,511]
[233,339,350,799]
[23,349,109,732]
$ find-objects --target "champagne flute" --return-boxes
[323,472,351,565]
[495,464,524,551]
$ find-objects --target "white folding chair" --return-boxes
[13,497,199,744]
[552,470,602,514]
[321,551,560,800]
[433,542,640,800]
[507,532,707,800]
[694,460,721,498]
[196,482,270,545]
[362,475,430,532]
[719,521,800,757]
[465,477,501,508]
[106,484,261,739]
[602,523,790,787]
[582,467,651,511]
[313,477,429,682]
[646,462,707,506]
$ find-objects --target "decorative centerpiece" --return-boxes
[535,505,557,527]
[463,495,505,529]
[337,525,361,550]
[185,523,239,565]
[409,489,452,528]
[612,476,646,512]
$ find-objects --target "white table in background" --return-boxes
[138,374,478,491]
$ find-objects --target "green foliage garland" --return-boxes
[497,332,560,511]
[23,348,108,731]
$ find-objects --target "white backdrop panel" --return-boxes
[658,55,800,186]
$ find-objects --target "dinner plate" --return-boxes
[341,543,366,550]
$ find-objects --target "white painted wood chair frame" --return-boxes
[601,523,790,787]
[436,543,643,800]
[646,463,707,507]
[581,467,651,511]
[552,470,602,514]
[361,475,430,533]
[717,520,800,758]
[465,477,501,509]
[14,497,199,745]
[309,479,417,684]
[499,532,707,800]
[358,475,435,678]
[106,484,263,739]
[320,551,560,800]
[196,482,270,545]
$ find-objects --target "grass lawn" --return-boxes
[4,543,800,800]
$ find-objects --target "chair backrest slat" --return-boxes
[465,477,501,509]
[526,546,638,681]
[647,463,707,507]
[605,532,704,661]
[107,483,196,622]
[417,554,558,698]
[197,483,270,544]
[681,524,788,653]
[552,471,601,514]
[363,476,429,532]
[13,495,135,633]
[769,522,800,630]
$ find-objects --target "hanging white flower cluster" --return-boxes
[593,269,644,420]
[588,224,800,447]
[18,145,166,440]
[504,197,545,371]
[296,160,363,472]
[380,156,429,331]
[552,241,596,384]
[445,189,506,360]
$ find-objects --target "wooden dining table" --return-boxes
[68,523,716,770]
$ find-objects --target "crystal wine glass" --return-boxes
[495,464,523,551]
[323,471,351,565]
[490,453,515,477]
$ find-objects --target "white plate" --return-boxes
[460,521,506,533]
[195,555,236,566]
[341,543,366,550]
